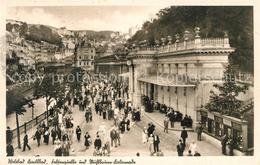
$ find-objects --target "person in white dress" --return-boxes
[148,134,154,154]
[142,127,148,144]
[188,140,197,155]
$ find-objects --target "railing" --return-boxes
[131,37,231,55]
[201,38,225,48]
[11,110,50,138]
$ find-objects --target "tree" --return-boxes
[204,65,249,117]
[6,91,27,148]
[34,73,66,127]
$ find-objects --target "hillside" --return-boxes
[129,6,253,73]
[74,30,115,41]
[6,20,116,46]
[6,19,62,45]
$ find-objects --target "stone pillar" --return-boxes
[128,64,134,102]
[132,65,142,108]
[184,30,190,49]
[224,32,230,48]
[241,122,248,152]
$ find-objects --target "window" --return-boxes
[79,62,81,66]
[232,122,243,150]
[201,114,208,130]
[79,56,81,59]
[87,61,89,65]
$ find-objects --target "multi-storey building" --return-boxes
[95,27,254,155]
[75,41,96,70]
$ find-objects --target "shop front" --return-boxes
[199,110,248,152]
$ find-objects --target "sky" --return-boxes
[7,6,169,32]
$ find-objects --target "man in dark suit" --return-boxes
[176,139,184,156]
[6,126,13,144]
[153,133,160,153]
[22,133,31,151]
[34,128,41,147]
[76,126,81,141]
[94,135,102,150]
[181,127,188,147]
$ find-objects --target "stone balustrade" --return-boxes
[129,28,232,56]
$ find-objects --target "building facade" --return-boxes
[75,42,96,71]
[95,28,254,154]
[126,28,253,154]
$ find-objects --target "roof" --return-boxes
[138,74,197,87]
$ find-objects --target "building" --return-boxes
[75,41,96,71]
[128,28,253,155]
[95,27,254,155]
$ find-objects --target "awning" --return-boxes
[138,75,196,87]
[119,72,130,77]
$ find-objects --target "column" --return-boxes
[241,123,248,152]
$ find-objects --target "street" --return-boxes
[13,93,222,156]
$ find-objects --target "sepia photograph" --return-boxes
[2,1,256,162]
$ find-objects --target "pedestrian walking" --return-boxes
[153,133,160,153]
[61,140,70,156]
[22,133,31,151]
[6,143,14,156]
[221,134,228,155]
[163,116,169,133]
[181,127,188,147]
[148,134,154,154]
[84,132,92,149]
[142,127,148,144]
[115,128,121,146]
[51,128,57,145]
[76,126,82,141]
[54,140,62,156]
[196,122,203,141]
[34,128,41,147]
[177,139,184,156]
[6,126,13,144]
[43,129,50,145]
[110,128,117,147]
[227,136,234,156]
[94,135,102,150]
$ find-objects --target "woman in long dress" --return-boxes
[84,132,92,149]
[148,134,154,154]
[142,127,148,144]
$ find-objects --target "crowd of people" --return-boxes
[6,72,237,157]
[142,95,193,129]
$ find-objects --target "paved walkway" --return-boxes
[140,109,222,156]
